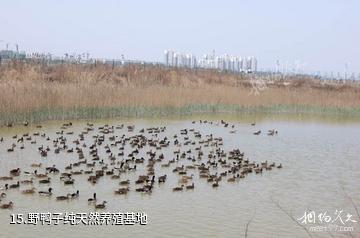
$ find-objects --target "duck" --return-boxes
[161,161,171,168]
[70,190,79,198]
[119,180,130,185]
[227,176,236,182]
[71,170,83,175]
[46,165,59,173]
[56,194,70,201]
[39,187,53,196]
[253,130,261,135]
[114,188,129,195]
[7,146,15,152]
[172,185,184,191]
[277,163,282,169]
[9,181,20,189]
[186,183,194,190]
[178,177,189,184]
[0,201,13,209]
[31,163,42,168]
[128,165,137,171]
[84,168,94,174]
[111,173,121,179]
[106,169,114,176]
[135,187,147,193]
[34,170,48,178]
[20,178,34,184]
[39,178,51,184]
[10,168,21,176]
[64,179,75,185]
[21,187,36,194]
[212,182,219,188]
[158,175,167,183]
[0,176,13,181]
[86,162,96,168]
[88,193,97,203]
[95,201,107,209]
[267,129,278,136]
[182,175,194,180]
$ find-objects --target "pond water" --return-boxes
[0,115,359,238]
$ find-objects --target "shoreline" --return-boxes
[2,104,360,126]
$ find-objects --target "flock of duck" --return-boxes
[0,120,281,210]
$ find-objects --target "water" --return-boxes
[0,115,359,238]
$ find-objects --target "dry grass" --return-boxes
[0,61,360,124]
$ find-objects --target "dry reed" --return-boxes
[0,61,360,124]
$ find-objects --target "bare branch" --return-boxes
[347,231,354,238]
[244,210,256,238]
[341,186,360,228]
[271,197,313,238]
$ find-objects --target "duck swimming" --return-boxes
[70,190,79,198]
[56,194,71,201]
[253,130,261,135]
[10,168,21,176]
[172,185,184,191]
[0,120,283,212]
[186,183,194,190]
[114,187,129,195]
[95,201,107,209]
[39,178,51,184]
[88,193,97,203]
[9,181,20,189]
[0,201,13,209]
[21,187,36,194]
[39,187,53,196]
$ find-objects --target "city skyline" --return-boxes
[0,0,359,74]
[164,50,258,73]
[1,39,358,76]
[2,45,359,80]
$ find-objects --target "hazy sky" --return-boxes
[0,0,359,73]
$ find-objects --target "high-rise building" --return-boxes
[250,56,257,72]
[164,50,169,66]
[163,50,257,73]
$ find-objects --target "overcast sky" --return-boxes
[0,0,359,73]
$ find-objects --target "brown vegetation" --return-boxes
[0,61,359,122]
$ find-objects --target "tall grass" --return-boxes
[1,61,360,124]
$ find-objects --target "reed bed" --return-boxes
[1,61,360,124]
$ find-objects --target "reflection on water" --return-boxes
[0,115,359,238]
